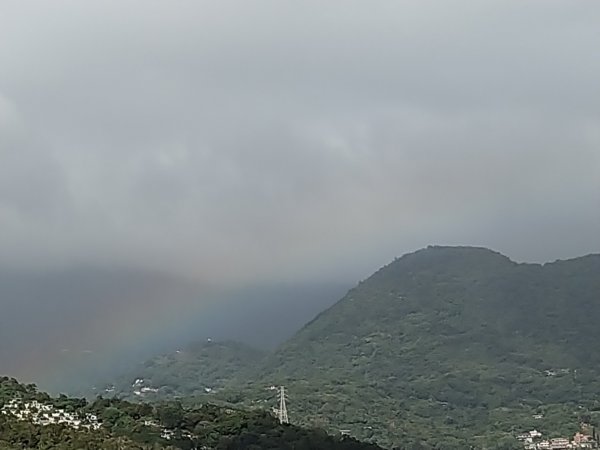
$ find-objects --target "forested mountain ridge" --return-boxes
[104,246,600,449]
[266,246,600,376]
[251,246,600,448]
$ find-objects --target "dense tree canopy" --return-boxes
[0,377,382,449]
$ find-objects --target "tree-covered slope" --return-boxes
[267,246,600,378]
[245,246,600,448]
[101,246,600,448]
[0,377,383,450]
[105,340,266,401]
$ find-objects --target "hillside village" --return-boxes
[1,399,101,430]
[517,428,598,449]
[0,397,187,442]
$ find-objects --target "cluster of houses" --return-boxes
[518,429,597,449]
[129,377,213,397]
[132,378,159,396]
[1,397,195,443]
[142,419,195,441]
[133,386,160,396]
[1,399,101,430]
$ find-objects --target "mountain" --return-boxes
[103,246,600,449]
[104,340,266,400]
[251,246,600,448]
[0,377,384,450]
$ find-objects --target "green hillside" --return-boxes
[104,246,600,449]
[104,340,265,401]
[0,377,383,450]
[250,246,600,448]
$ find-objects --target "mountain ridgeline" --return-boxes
[268,245,600,381]
[107,246,600,449]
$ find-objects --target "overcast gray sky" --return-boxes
[1,0,599,286]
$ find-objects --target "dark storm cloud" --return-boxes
[0,0,598,284]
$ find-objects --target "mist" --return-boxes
[0,1,599,388]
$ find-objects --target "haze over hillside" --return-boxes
[0,267,346,392]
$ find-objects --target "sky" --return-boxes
[0,1,599,386]
[1,1,599,285]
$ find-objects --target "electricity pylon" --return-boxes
[277,386,289,424]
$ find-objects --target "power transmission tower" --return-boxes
[277,386,289,424]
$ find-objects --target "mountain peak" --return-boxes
[396,244,513,265]
[366,245,515,287]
